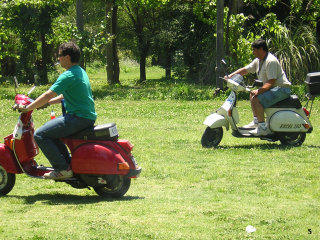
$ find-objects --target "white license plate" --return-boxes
[109,125,118,137]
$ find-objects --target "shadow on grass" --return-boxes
[303,144,320,149]
[5,193,144,205]
[214,143,297,150]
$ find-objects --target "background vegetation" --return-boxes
[0,0,320,86]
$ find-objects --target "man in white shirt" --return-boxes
[227,39,291,136]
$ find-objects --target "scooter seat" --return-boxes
[68,123,119,141]
[270,95,302,109]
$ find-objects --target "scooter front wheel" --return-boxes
[201,127,223,148]
[278,132,306,147]
[0,165,16,196]
[93,175,131,198]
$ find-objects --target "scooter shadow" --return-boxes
[5,193,144,205]
[216,143,296,150]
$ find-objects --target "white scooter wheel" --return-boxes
[201,127,223,148]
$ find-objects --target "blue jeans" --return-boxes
[258,87,291,108]
[34,114,95,171]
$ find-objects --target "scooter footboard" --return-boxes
[203,113,229,130]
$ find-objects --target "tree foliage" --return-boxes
[1,0,72,83]
[0,0,319,85]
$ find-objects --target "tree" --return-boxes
[0,8,18,77]
[122,0,170,83]
[105,0,120,85]
[76,0,85,68]
[150,2,184,79]
[216,0,224,89]
[2,0,71,84]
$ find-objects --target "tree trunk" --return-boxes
[106,0,114,84]
[317,17,320,45]
[165,51,171,79]
[76,0,85,69]
[124,3,149,84]
[105,0,120,85]
[140,53,147,83]
[138,34,148,83]
[225,8,231,56]
[112,1,120,84]
[216,0,224,89]
[38,32,49,84]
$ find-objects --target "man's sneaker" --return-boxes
[249,124,269,136]
[43,169,73,180]
[242,120,258,129]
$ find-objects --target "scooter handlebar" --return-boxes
[12,103,21,111]
[225,78,251,93]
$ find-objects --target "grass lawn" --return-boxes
[0,66,319,239]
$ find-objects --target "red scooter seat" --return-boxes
[68,123,119,141]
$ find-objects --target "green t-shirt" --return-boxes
[50,65,97,121]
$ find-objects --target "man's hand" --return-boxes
[251,89,259,96]
[13,104,29,113]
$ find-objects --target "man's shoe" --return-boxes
[242,120,258,129]
[43,169,73,180]
[249,125,269,136]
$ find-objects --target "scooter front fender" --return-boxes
[0,143,22,173]
[203,113,229,130]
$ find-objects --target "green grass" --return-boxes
[0,66,319,239]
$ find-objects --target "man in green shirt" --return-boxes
[18,42,97,179]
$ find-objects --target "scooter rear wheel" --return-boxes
[201,127,223,148]
[93,175,131,198]
[0,165,16,196]
[278,132,306,147]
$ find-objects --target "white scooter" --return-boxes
[202,74,313,147]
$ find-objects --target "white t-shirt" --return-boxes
[245,52,291,87]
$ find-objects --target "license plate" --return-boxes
[109,125,118,137]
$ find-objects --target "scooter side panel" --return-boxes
[13,130,39,163]
[203,113,229,130]
[0,144,23,173]
[71,143,129,175]
[269,110,310,132]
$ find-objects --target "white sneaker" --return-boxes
[242,120,258,129]
[250,123,269,136]
[43,169,73,180]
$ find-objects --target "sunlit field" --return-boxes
[0,65,319,239]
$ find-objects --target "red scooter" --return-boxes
[0,89,141,198]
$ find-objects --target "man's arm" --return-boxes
[252,79,276,96]
[227,67,248,78]
[48,94,64,105]
[22,90,57,112]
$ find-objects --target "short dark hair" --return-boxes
[59,42,81,63]
[251,39,268,52]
